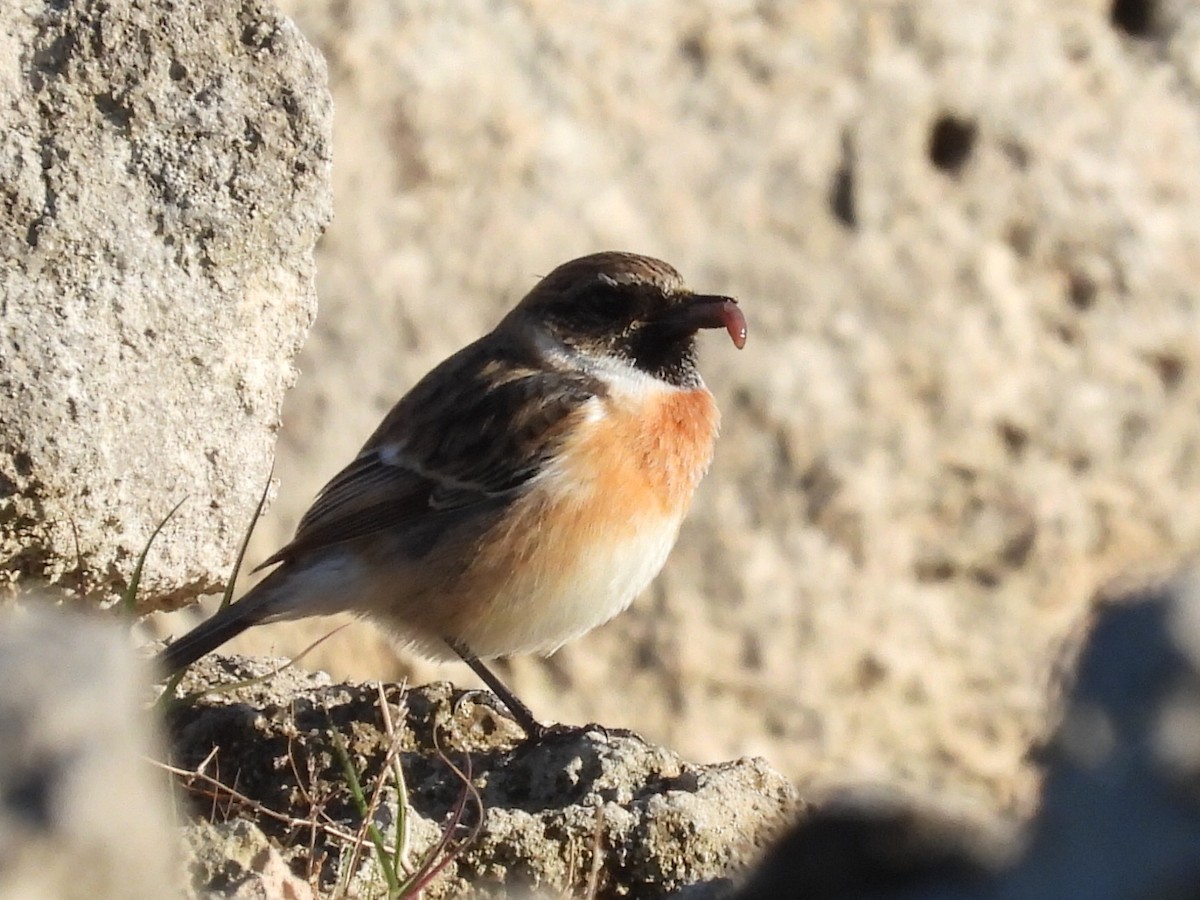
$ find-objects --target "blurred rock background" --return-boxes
[161,0,1200,816]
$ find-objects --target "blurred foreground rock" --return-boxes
[0,608,175,900]
[736,572,1200,899]
[0,0,331,609]
[165,658,797,899]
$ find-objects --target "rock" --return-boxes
[182,819,314,900]
[165,656,798,898]
[999,572,1200,898]
[733,788,1010,900]
[733,572,1200,899]
[0,606,175,900]
[0,0,332,610]
[224,0,1200,811]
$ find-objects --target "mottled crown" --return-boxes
[530,252,687,298]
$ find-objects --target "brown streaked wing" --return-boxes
[253,451,434,569]
[256,355,601,570]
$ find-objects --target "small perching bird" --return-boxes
[158,252,747,738]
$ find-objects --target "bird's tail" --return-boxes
[154,572,284,675]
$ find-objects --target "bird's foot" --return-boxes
[453,688,551,740]
[515,721,646,749]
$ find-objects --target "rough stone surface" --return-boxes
[0,0,332,609]
[177,0,1200,812]
[182,819,315,900]
[0,606,175,900]
[165,657,798,899]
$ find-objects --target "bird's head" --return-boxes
[506,251,746,386]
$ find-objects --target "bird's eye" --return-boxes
[569,281,639,326]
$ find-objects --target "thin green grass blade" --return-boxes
[121,496,187,616]
[332,730,401,893]
[218,464,273,612]
[153,467,272,710]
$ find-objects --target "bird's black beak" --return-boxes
[648,294,747,349]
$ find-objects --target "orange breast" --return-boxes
[567,386,720,519]
[443,385,721,655]
[474,385,719,574]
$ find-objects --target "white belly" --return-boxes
[459,512,684,659]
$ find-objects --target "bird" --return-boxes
[157,251,747,739]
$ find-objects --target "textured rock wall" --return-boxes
[0,0,332,608]
[173,0,1199,810]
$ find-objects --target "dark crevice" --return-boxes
[928,114,977,175]
[1066,271,1098,311]
[1148,352,1185,393]
[829,131,857,229]
[94,91,133,130]
[679,33,708,74]
[997,422,1029,460]
[25,135,59,248]
[1111,0,1158,38]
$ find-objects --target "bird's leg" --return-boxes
[448,640,548,741]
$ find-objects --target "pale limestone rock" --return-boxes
[0,0,332,610]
